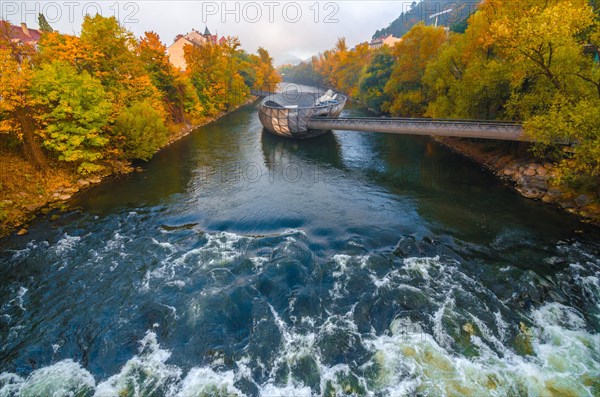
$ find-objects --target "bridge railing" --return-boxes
[306,117,527,142]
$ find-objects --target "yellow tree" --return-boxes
[221,36,249,107]
[488,0,597,117]
[423,10,512,119]
[37,31,100,73]
[252,47,281,92]
[138,31,193,122]
[337,42,372,98]
[383,23,448,117]
[314,38,348,88]
[185,40,229,115]
[0,22,46,169]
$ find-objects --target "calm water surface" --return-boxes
[1,99,599,396]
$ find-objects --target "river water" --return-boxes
[1,98,599,396]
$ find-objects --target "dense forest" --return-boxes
[284,0,600,194]
[0,14,280,175]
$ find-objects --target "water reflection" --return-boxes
[2,98,599,397]
[260,129,344,171]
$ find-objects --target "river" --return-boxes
[0,98,599,396]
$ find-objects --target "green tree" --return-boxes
[31,61,112,174]
[359,46,394,112]
[38,13,53,32]
[184,36,248,115]
[113,101,168,161]
[525,96,600,191]
[79,15,165,114]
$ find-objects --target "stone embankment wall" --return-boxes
[436,137,600,225]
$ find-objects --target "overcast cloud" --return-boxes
[1,1,420,63]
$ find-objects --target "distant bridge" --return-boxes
[251,89,528,142]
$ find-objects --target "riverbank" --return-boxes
[0,98,257,238]
[337,95,600,225]
[434,137,600,225]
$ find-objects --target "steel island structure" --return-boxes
[258,89,347,139]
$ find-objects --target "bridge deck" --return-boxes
[306,117,528,141]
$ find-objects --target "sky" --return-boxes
[1,1,417,64]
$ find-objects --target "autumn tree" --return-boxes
[113,100,168,161]
[221,37,249,107]
[185,36,248,115]
[359,46,394,112]
[78,15,165,115]
[488,0,598,118]
[31,61,112,174]
[251,47,281,92]
[488,0,599,187]
[138,31,190,122]
[423,10,512,119]
[336,42,372,98]
[37,31,100,73]
[383,23,448,116]
[185,40,228,115]
[314,38,349,89]
[0,22,46,168]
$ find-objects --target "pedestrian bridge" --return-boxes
[306,117,527,141]
[250,89,528,142]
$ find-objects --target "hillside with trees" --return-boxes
[284,0,600,218]
[0,15,280,233]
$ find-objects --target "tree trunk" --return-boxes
[18,110,47,172]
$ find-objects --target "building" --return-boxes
[0,21,42,47]
[167,26,219,70]
[369,34,402,50]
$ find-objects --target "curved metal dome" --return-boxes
[259,90,347,139]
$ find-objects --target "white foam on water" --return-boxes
[330,254,370,299]
[494,311,509,342]
[201,232,245,266]
[9,241,47,260]
[143,231,251,290]
[368,268,402,290]
[15,287,27,311]
[94,331,181,396]
[403,255,445,280]
[0,373,24,397]
[177,367,242,397]
[52,234,81,255]
[151,237,176,251]
[366,301,600,397]
[281,228,307,237]
[259,382,313,397]
[134,229,308,291]
[0,360,95,397]
[2,240,599,397]
[250,257,269,272]
[431,295,456,349]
